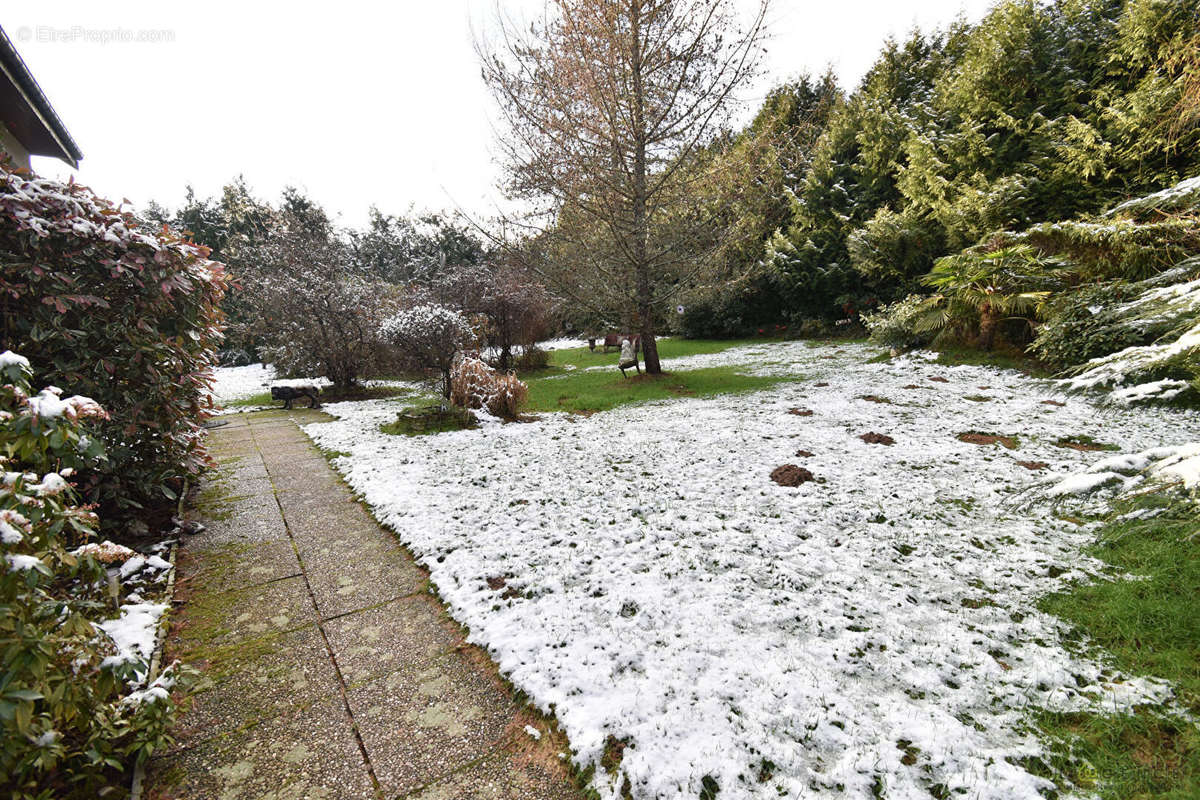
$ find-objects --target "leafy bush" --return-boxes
[862,294,940,350]
[473,265,555,371]
[847,206,946,291]
[988,217,1200,282]
[449,356,528,420]
[0,353,188,799]
[0,165,227,528]
[380,304,476,399]
[512,345,550,370]
[922,244,1068,349]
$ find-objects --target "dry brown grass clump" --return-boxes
[450,356,529,420]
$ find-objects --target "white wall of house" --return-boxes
[0,122,30,169]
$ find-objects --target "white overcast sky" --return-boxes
[6,1,994,228]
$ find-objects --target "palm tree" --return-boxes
[916,245,1062,350]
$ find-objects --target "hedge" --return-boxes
[0,162,227,529]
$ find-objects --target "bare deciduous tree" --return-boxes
[479,0,768,373]
[243,205,402,390]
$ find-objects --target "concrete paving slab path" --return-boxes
[147,410,582,800]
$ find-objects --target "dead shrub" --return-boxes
[451,355,528,420]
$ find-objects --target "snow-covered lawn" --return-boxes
[302,341,1197,800]
[209,362,275,405]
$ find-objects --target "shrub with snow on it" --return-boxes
[380,304,476,399]
[0,353,191,799]
[0,163,228,527]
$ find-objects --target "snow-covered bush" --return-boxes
[0,163,228,526]
[1033,261,1200,368]
[449,356,528,419]
[380,304,476,399]
[239,204,403,389]
[0,354,189,799]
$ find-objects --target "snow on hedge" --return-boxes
[97,602,168,673]
[1065,321,1200,391]
[1058,262,1199,402]
[304,342,1196,800]
[1108,174,1200,217]
[1109,378,1190,405]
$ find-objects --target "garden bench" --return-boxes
[269,380,321,409]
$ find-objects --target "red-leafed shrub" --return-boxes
[0,163,228,530]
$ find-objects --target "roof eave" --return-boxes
[0,26,83,168]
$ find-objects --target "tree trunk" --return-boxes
[640,322,660,374]
[499,343,511,372]
[629,0,661,375]
[978,305,999,351]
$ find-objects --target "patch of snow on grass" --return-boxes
[210,363,275,404]
[539,337,593,351]
[304,342,1196,800]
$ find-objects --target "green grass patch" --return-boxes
[513,337,808,414]
[1053,434,1121,452]
[520,336,785,377]
[523,365,805,414]
[1035,492,1200,798]
[380,405,477,436]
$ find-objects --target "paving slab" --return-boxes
[152,410,582,800]
[269,466,349,497]
[175,623,341,745]
[347,655,516,798]
[148,694,376,800]
[324,595,460,687]
[184,507,290,551]
[305,545,426,619]
[173,574,316,659]
[176,537,301,596]
[406,751,581,800]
